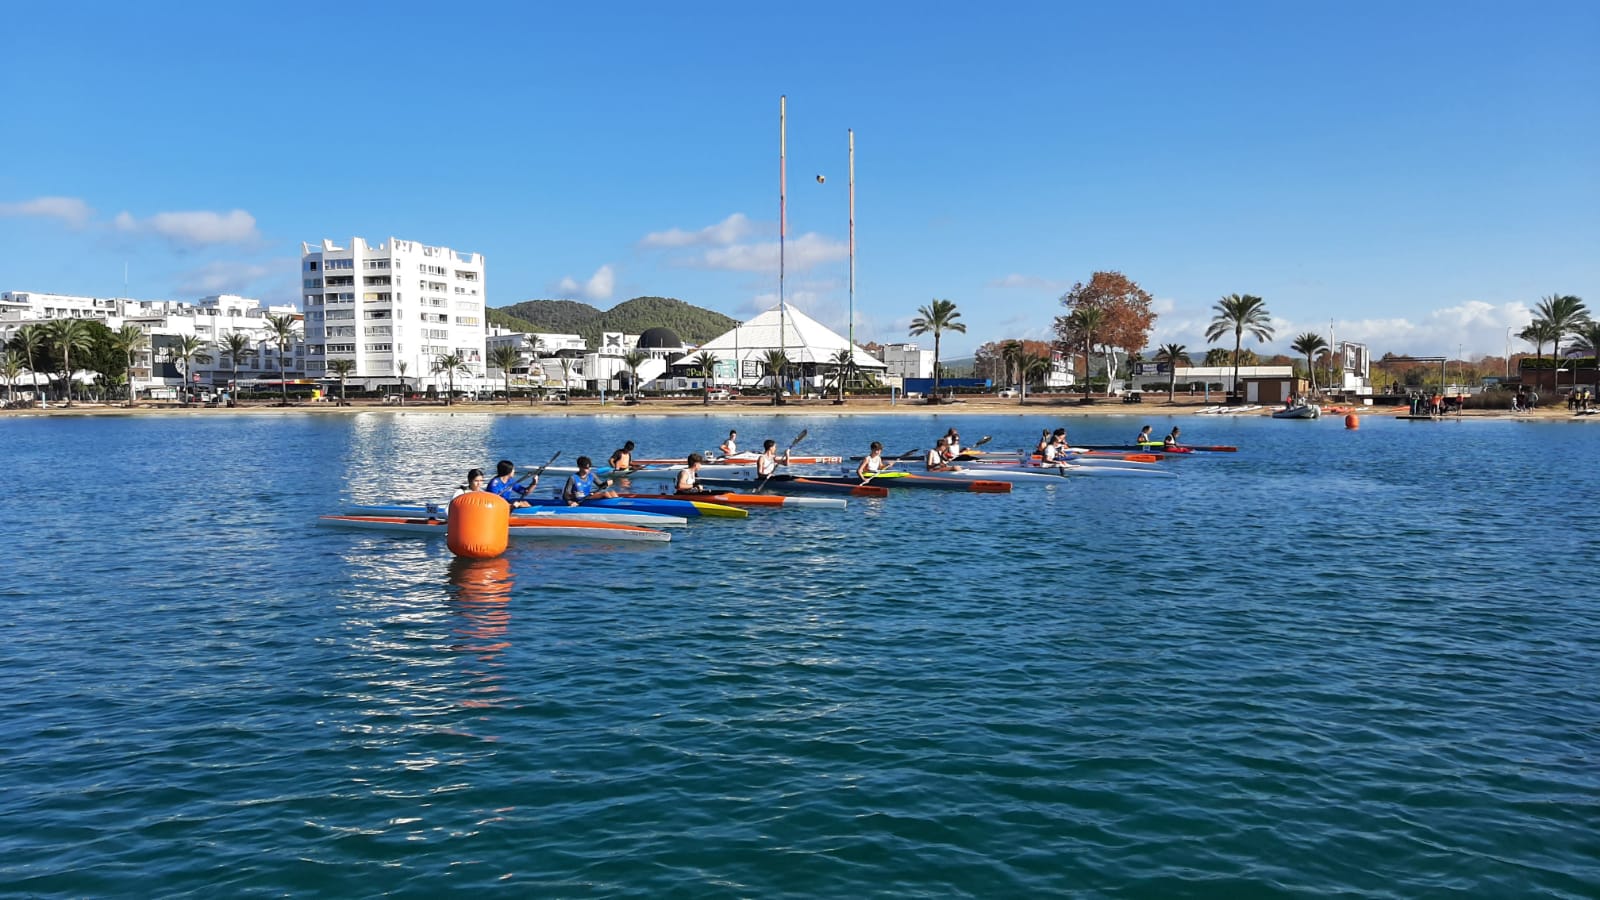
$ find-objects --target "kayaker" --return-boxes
[675,453,713,494]
[1034,429,1052,457]
[1136,425,1153,446]
[1041,428,1068,462]
[754,439,789,481]
[564,456,619,505]
[926,438,955,472]
[944,428,962,458]
[858,441,897,479]
[451,468,487,499]
[609,441,638,472]
[486,459,534,508]
[1164,427,1182,449]
[718,430,739,458]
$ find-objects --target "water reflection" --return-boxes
[446,556,515,710]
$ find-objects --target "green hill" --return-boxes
[493,296,739,348]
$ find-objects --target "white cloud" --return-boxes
[0,196,93,228]
[175,260,276,295]
[115,208,259,246]
[988,273,1066,292]
[641,213,753,248]
[552,264,616,302]
[693,233,848,273]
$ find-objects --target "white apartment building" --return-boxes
[1,290,302,398]
[874,343,934,380]
[301,237,487,392]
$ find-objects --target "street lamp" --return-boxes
[1504,326,1513,379]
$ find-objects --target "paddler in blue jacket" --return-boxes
[564,456,619,505]
[486,459,535,508]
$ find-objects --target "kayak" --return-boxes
[533,496,746,519]
[970,455,1164,470]
[627,452,843,466]
[581,463,761,482]
[342,503,688,526]
[317,515,672,543]
[615,491,846,510]
[968,463,1177,480]
[825,471,1012,493]
[696,474,891,498]
[1078,443,1238,453]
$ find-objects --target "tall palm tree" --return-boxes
[432,352,470,405]
[8,323,47,403]
[824,348,856,402]
[1518,323,1551,361]
[558,356,574,404]
[1533,293,1591,362]
[327,358,355,404]
[998,340,1024,393]
[1204,294,1274,402]
[47,318,94,405]
[1019,351,1050,403]
[171,334,214,400]
[112,324,150,407]
[1155,343,1190,402]
[1,351,21,406]
[1571,321,1600,362]
[1066,307,1104,397]
[222,331,253,404]
[489,344,522,405]
[621,349,649,398]
[264,313,300,407]
[1290,332,1329,395]
[689,349,720,405]
[908,299,965,400]
[761,348,790,406]
[395,360,409,406]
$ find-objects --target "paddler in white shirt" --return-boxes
[1136,425,1153,446]
[926,437,955,472]
[717,430,739,459]
[943,428,962,458]
[857,441,897,479]
[674,453,712,494]
[755,439,789,478]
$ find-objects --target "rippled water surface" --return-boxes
[3,411,1597,897]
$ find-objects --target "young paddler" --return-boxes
[564,456,619,505]
[857,441,898,480]
[674,453,712,494]
[755,439,789,479]
[925,437,955,472]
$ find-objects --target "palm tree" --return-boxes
[8,323,47,403]
[264,313,300,406]
[558,356,574,404]
[1066,307,1104,397]
[908,299,965,401]
[689,350,720,405]
[47,318,94,405]
[621,350,649,398]
[1155,343,1190,402]
[432,352,470,405]
[221,331,253,405]
[1290,332,1329,395]
[1,351,21,406]
[327,358,355,404]
[395,360,409,406]
[1572,321,1600,362]
[1533,293,1591,361]
[111,324,150,407]
[1204,294,1274,402]
[1018,351,1050,403]
[824,348,856,402]
[761,348,790,405]
[998,340,1024,393]
[171,335,214,401]
[489,344,522,405]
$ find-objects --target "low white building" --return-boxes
[875,343,933,380]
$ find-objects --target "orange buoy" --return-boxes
[1345,413,1360,429]
[446,492,510,558]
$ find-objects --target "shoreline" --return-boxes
[1,396,1587,420]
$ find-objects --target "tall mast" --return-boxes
[848,128,855,353]
[779,95,787,397]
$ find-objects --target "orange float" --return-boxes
[1345,413,1360,429]
[446,492,510,558]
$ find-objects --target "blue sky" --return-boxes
[3,1,1595,360]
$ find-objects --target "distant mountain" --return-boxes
[493,297,739,348]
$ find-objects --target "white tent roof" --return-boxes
[698,305,886,368]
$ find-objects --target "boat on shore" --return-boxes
[1272,401,1322,419]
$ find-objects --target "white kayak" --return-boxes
[318,515,672,543]
[549,463,781,482]
[945,463,1177,480]
[343,503,688,526]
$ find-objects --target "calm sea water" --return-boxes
[2,410,1597,897]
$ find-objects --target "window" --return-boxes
[327,343,356,353]
[306,261,319,271]
[303,278,322,289]
[366,343,392,352]
[325,259,354,270]
[456,316,480,326]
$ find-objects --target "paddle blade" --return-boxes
[972,435,992,448]
[789,428,808,448]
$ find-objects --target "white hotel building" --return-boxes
[300,237,488,392]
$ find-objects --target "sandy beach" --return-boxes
[2,395,1587,420]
